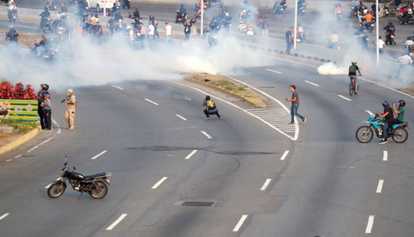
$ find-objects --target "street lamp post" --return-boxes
[376,0,379,66]
[293,0,298,51]
[201,2,204,36]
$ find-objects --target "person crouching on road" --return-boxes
[42,94,52,130]
[203,95,222,120]
[64,89,77,130]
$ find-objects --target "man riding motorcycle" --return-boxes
[5,25,19,49]
[383,20,396,45]
[35,35,50,56]
[39,7,50,29]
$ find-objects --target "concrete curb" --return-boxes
[0,126,41,156]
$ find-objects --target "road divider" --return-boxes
[185,150,198,160]
[233,215,248,232]
[106,214,128,230]
[151,177,168,189]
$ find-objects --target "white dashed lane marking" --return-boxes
[106,214,128,230]
[201,131,212,139]
[280,150,290,160]
[91,150,108,160]
[260,179,272,191]
[365,215,375,234]
[233,215,248,232]
[383,151,388,161]
[366,110,374,116]
[338,95,352,101]
[376,180,384,193]
[151,177,168,189]
[185,150,198,160]
[0,213,9,221]
[111,85,124,90]
[266,68,282,74]
[176,114,187,121]
[304,80,319,87]
[145,98,159,106]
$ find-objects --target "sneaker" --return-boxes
[303,117,306,123]
[288,122,294,125]
[219,117,222,120]
[379,140,388,144]
[204,117,210,120]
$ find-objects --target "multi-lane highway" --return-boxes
[1,1,414,237]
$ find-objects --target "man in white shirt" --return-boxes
[164,22,174,43]
[148,23,155,46]
[396,53,413,80]
[375,36,385,55]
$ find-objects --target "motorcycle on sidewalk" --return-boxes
[356,114,409,143]
[47,159,111,199]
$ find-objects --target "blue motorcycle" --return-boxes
[356,115,409,143]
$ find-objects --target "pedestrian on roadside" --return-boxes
[154,21,159,39]
[107,16,116,36]
[42,94,52,130]
[37,84,49,129]
[64,89,77,130]
[148,22,155,45]
[286,85,306,125]
[257,16,263,33]
[262,17,269,37]
[375,36,385,55]
[285,27,293,54]
[94,21,103,44]
[164,22,174,43]
[203,95,222,120]
[183,18,192,41]
[396,52,413,80]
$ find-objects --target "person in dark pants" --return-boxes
[37,84,49,129]
[42,94,52,130]
[184,18,192,41]
[286,85,306,125]
[203,95,222,120]
[378,100,393,144]
[285,26,293,54]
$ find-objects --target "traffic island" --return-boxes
[0,29,42,48]
[183,73,267,108]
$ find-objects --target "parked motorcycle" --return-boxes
[356,114,409,143]
[47,159,111,199]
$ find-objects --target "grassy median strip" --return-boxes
[0,29,42,48]
[0,119,38,133]
[184,73,267,108]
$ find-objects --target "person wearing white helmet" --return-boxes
[64,89,77,130]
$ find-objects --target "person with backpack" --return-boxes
[349,62,362,94]
[203,95,222,120]
[64,89,77,130]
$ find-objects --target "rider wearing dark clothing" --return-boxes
[179,5,187,14]
[133,7,140,19]
[5,28,19,43]
[383,21,395,43]
[379,101,393,144]
[39,8,50,29]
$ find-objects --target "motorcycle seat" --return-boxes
[84,172,107,180]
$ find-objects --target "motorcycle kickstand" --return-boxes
[78,191,84,199]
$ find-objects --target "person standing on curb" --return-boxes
[42,94,52,130]
[64,89,77,130]
[285,27,293,55]
[37,84,49,129]
[286,85,306,125]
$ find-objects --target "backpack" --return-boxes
[207,100,216,110]
[349,65,357,73]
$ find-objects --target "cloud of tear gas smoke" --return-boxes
[317,62,347,75]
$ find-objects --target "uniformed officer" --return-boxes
[38,84,49,129]
[64,89,77,130]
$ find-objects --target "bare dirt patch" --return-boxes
[0,123,26,147]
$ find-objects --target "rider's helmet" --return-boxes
[399,100,406,107]
[149,15,154,19]
[382,100,389,107]
[408,36,412,40]
[181,4,184,8]
[41,84,49,91]
[388,20,392,24]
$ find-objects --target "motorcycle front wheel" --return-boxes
[356,125,374,143]
[392,127,408,143]
[89,181,108,199]
[47,183,66,198]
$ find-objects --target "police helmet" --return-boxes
[382,100,389,107]
[41,84,49,90]
[398,100,406,107]
[181,4,184,7]
[388,20,392,24]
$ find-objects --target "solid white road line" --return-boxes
[0,213,9,221]
[260,179,272,191]
[151,177,168,189]
[365,215,375,234]
[365,110,374,116]
[111,85,124,90]
[185,150,198,159]
[266,68,282,74]
[145,98,159,106]
[383,150,388,161]
[27,146,38,153]
[233,215,248,232]
[338,95,352,102]
[91,150,108,160]
[106,214,128,230]
[280,150,290,160]
[176,114,187,121]
[376,180,384,193]
[304,80,319,87]
[201,131,212,139]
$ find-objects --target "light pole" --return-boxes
[376,0,379,66]
[201,2,204,36]
[293,0,298,51]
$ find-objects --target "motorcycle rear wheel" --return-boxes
[89,181,108,199]
[356,125,374,143]
[392,127,408,143]
[47,183,66,198]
